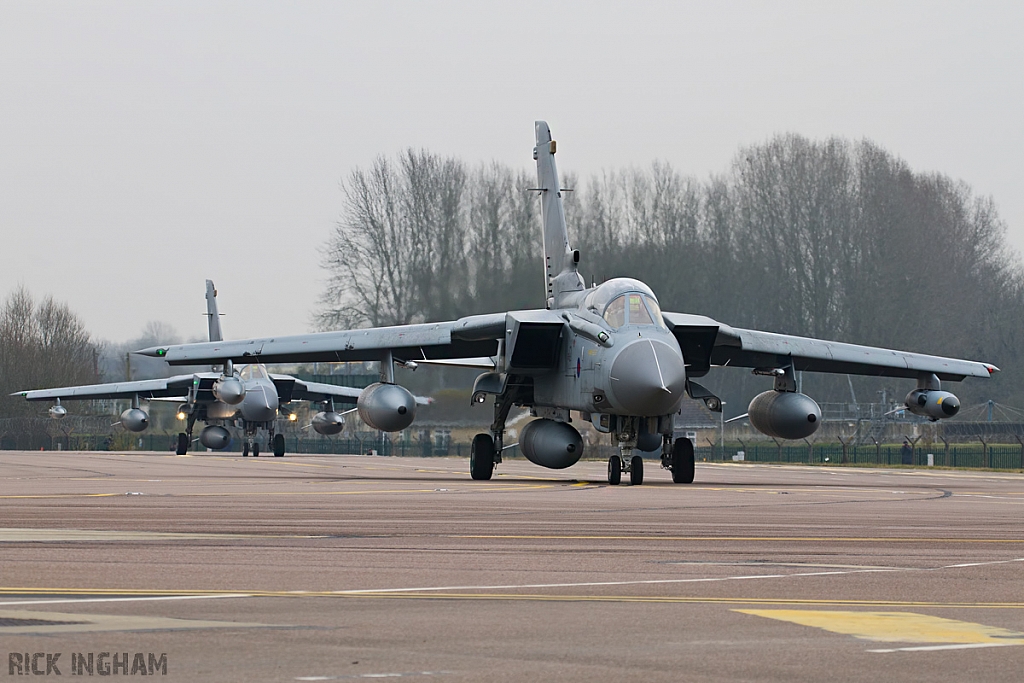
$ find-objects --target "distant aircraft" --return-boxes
[15,281,381,457]
[140,122,998,484]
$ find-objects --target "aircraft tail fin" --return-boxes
[534,121,583,307]
[205,280,224,342]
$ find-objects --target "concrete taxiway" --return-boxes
[1,450,1023,681]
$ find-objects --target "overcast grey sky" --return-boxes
[2,1,1021,343]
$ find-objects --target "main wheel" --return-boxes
[607,456,621,485]
[630,455,644,485]
[242,442,249,457]
[671,438,695,484]
[470,433,495,480]
[252,442,260,457]
[273,433,286,457]
[175,432,188,456]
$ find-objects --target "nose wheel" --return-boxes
[607,453,644,485]
[607,456,621,485]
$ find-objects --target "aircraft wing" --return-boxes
[13,374,205,402]
[269,375,363,405]
[137,314,508,366]
[662,312,997,382]
[270,375,432,406]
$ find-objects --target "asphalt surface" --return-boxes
[2,450,1023,681]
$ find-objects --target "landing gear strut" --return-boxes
[608,417,646,485]
[241,423,260,458]
[469,383,525,481]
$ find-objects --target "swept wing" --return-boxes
[15,374,377,404]
[139,309,995,383]
[16,375,200,402]
[662,312,996,381]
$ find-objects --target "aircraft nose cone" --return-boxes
[243,385,278,422]
[608,339,687,415]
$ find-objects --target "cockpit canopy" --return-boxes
[584,278,665,330]
[239,364,269,381]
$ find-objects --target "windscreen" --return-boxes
[603,295,626,328]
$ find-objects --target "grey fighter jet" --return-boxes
[139,122,998,484]
[15,281,370,457]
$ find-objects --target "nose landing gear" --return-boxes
[606,451,644,485]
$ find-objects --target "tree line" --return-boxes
[3,134,1020,428]
[0,287,100,419]
[319,135,1024,409]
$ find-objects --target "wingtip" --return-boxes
[136,346,168,358]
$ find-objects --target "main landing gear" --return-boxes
[176,413,198,455]
[470,385,525,481]
[664,437,695,484]
[272,433,286,457]
[470,433,495,480]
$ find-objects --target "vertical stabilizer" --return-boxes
[534,121,584,308]
[205,280,224,342]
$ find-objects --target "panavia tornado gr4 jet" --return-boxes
[140,122,998,484]
[15,280,383,457]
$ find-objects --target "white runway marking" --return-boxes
[0,593,251,606]
[335,558,1024,595]
[869,643,1020,653]
[335,568,898,594]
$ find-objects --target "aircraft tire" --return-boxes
[671,438,695,484]
[273,433,286,457]
[470,433,494,480]
[630,455,644,485]
[607,456,621,485]
[175,433,188,456]
[252,442,259,457]
[242,442,249,457]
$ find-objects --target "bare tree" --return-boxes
[0,287,99,418]
[317,150,470,329]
